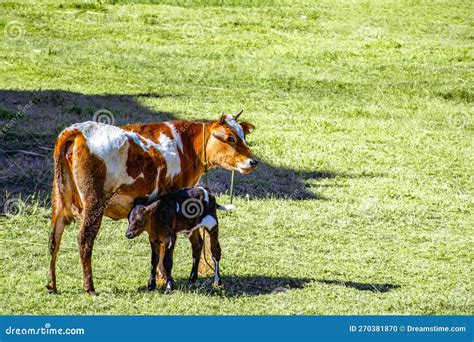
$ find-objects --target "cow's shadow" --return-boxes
[0,89,375,206]
[135,275,313,297]
[135,276,400,297]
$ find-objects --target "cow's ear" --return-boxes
[219,113,226,124]
[144,200,160,215]
[239,122,255,135]
[212,130,227,142]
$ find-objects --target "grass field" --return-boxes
[0,0,472,315]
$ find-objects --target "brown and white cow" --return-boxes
[47,112,257,294]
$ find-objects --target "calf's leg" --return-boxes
[187,231,203,285]
[148,241,160,291]
[163,234,176,295]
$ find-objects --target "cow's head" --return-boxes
[206,110,258,174]
[125,199,160,239]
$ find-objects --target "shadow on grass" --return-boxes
[133,276,400,297]
[135,275,314,297]
[317,279,400,293]
[0,89,384,206]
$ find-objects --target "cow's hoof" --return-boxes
[46,285,57,294]
[164,288,173,295]
[147,285,156,292]
[87,290,98,296]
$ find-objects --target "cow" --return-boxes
[47,111,258,294]
[126,187,223,294]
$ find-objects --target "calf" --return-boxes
[126,187,224,294]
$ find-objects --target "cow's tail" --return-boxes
[52,128,79,225]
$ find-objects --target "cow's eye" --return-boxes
[228,136,235,143]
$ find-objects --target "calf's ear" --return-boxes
[144,200,160,215]
[239,122,255,135]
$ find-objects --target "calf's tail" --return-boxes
[217,203,235,211]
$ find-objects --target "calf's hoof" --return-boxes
[86,290,98,296]
[148,278,157,291]
[164,288,173,295]
[213,278,223,288]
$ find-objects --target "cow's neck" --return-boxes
[175,121,212,188]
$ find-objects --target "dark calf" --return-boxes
[126,187,223,294]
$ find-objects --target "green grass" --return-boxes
[0,0,472,315]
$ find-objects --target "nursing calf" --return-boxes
[126,187,223,294]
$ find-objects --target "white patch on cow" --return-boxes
[68,121,136,191]
[196,186,209,202]
[154,134,181,177]
[224,115,246,143]
[130,132,181,178]
[199,215,217,230]
[118,128,181,179]
[148,167,162,201]
[165,122,183,152]
[124,131,149,152]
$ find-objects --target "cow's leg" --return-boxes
[163,234,176,295]
[187,231,203,285]
[70,136,108,294]
[209,227,222,286]
[78,201,104,295]
[148,241,160,291]
[46,211,69,293]
[47,180,74,293]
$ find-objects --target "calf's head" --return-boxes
[126,199,160,239]
[207,110,258,174]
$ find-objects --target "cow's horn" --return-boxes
[234,109,243,120]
